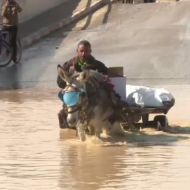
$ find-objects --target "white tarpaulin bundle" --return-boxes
[126,85,174,108]
[109,76,174,108]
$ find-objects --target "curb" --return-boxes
[21,0,113,49]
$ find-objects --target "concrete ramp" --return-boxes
[1,2,190,89]
[86,2,190,85]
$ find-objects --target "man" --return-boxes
[57,40,108,89]
[1,0,22,63]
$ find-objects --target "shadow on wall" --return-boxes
[81,0,112,30]
[0,0,69,23]
[144,0,156,3]
[114,0,156,3]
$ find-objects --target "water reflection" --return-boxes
[0,89,190,190]
[59,142,176,190]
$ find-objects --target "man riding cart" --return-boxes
[57,40,121,129]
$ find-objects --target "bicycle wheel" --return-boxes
[13,38,22,64]
[0,40,13,67]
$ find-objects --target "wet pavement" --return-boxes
[1,2,190,190]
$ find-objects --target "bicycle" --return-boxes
[0,24,22,67]
[0,28,12,67]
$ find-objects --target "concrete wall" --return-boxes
[0,0,68,23]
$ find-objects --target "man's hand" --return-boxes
[69,66,75,75]
[1,0,9,16]
[5,0,10,6]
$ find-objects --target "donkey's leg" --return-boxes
[107,121,126,137]
[58,108,69,129]
[90,118,102,139]
[87,125,95,135]
[101,120,112,136]
[76,122,86,141]
[94,122,102,139]
[92,107,103,139]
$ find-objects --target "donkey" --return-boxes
[57,65,127,141]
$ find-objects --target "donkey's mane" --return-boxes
[87,70,106,81]
[84,70,106,90]
[79,70,109,103]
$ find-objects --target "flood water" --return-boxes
[1,88,190,190]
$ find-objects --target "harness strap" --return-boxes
[66,98,89,114]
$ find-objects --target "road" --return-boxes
[0,2,190,124]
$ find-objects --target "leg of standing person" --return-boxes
[11,26,18,63]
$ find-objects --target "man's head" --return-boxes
[7,0,15,4]
[77,40,92,63]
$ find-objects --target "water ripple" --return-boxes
[0,89,190,190]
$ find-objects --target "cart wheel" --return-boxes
[154,115,168,131]
[155,121,162,131]
[142,114,149,128]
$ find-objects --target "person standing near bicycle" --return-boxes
[1,0,22,63]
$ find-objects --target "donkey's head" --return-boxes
[57,65,88,126]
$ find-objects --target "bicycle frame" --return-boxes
[1,31,12,45]
[0,31,2,53]
[0,24,12,42]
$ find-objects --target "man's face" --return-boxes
[77,45,91,62]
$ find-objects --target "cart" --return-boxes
[108,67,175,132]
[118,99,175,131]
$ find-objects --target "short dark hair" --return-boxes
[77,40,91,49]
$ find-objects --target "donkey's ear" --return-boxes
[57,64,71,83]
[79,70,90,82]
[57,65,65,81]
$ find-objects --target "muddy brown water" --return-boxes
[0,89,190,190]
